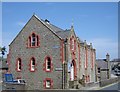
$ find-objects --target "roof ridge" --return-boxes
[49,23,64,31]
[33,15,62,39]
[41,18,64,32]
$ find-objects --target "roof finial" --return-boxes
[33,12,35,15]
[71,19,74,28]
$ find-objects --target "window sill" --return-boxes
[27,46,40,48]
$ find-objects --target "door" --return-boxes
[70,62,74,81]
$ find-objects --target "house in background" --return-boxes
[96,53,111,81]
[0,58,8,83]
[7,14,96,90]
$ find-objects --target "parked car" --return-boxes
[114,68,120,76]
[13,79,26,84]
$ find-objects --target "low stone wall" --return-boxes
[85,82,99,88]
[100,77,119,87]
[2,82,25,90]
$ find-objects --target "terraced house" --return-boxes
[7,14,96,90]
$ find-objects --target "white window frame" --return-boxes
[31,58,35,71]
[46,80,51,88]
[31,34,36,46]
[46,57,51,71]
[17,59,21,71]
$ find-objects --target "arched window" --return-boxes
[37,35,39,46]
[30,57,36,72]
[71,38,74,50]
[91,49,94,70]
[85,47,88,69]
[27,33,40,47]
[16,58,22,72]
[31,33,36,46]
[43,56,53,72]
[70,36,76,51]
[46,57,51,71]
[29,36,31,47]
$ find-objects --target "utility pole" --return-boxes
[106,53,110,79]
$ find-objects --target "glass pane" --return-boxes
[32,60,35,65]
[46,80,50,88]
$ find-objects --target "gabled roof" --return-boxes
[33,15,63,39]
[56,30,70,39]
[40,18,70,39]
[9,14,94,48]
[9,15,71,46]
[41,19,64,32]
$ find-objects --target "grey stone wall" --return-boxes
[66,28,96,88]
[9,16,63,90]
[8,15,96,90]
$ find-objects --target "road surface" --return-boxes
[99,82,120,90]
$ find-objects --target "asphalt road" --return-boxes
[99,82,120,90]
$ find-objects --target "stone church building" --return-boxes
[7,15,96,90]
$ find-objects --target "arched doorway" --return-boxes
[70,60,76,81]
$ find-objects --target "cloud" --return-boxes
[87,38,118,60]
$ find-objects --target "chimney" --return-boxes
[45,19,50,24]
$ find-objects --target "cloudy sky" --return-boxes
[2,2,118,60]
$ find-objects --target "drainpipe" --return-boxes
[62,39,64,89]
[64,38,67,89]
[62,38,67,89]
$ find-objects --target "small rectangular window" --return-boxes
[46,80,51,88]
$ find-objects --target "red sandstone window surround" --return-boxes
[78,45,81,68]
[88,75,90,82]
[85,75,90,83]
[91,50,93,70]
[43,78,53,89]
[27,32,40,48]
[92,51,94,70]
[29,57,36,72]
[43,56,53,72]
[70,36,76,51]
[16,58,22,72]
[85,47,88,69]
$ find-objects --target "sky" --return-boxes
[2,2,118,60]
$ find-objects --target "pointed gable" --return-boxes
[9,15,72,46]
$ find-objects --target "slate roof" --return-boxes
[56,30,70,39]
[96,59,108,69]
[41,19,70,39]
[10,15,91,46]
[41,19,64,32]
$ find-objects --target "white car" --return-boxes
[114,68,120,76]
[13,79,26,84]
